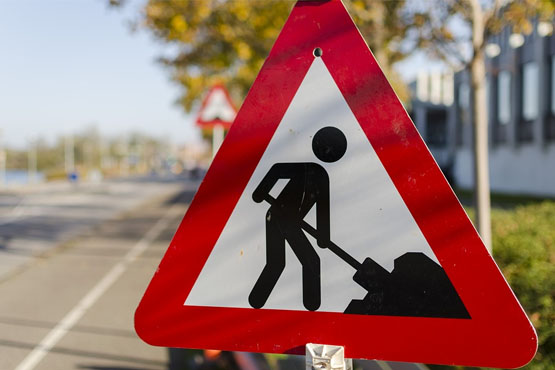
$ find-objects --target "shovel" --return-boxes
[262,194,470,318]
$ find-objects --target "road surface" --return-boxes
[0,176,428,370]
[0,177,183,281]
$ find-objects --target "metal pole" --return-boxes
[0,129,6,187]
[28,138,37,184]
[212,124,224,158]
[99,135,108,171]
[65,134,75,174]
[120,138,129,176]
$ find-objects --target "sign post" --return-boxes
[306,344,352,370]
[136,1,537,367]
[194,85,237,157]
[212,124,225,158]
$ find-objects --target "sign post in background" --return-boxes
[194,84,237,158]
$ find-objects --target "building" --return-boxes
[410,21,555,197]
[409,72,455,183]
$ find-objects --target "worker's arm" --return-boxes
[252,163,289,203]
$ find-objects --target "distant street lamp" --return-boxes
[537,21,553,37]
[509,33,525,48]
[485,43,501,58]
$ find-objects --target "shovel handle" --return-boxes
[262,194,362,270]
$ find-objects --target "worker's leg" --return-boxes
[287,228,321,311]
[248,210,286,309]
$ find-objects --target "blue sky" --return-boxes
[0,0,199,149]
[0,0,434,149]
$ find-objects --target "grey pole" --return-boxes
[0,130,6,187]
[212,124,224,158]
[28,138,37,184]
[65,134,75,174]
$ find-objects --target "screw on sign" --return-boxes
[135,0,537,368]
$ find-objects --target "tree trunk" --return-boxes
[372,1,387,68]
[469,0,492,252]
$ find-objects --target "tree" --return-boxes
[407,0,554,251]
[139,0,413,112]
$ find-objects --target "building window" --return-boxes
[456,82,470,146]
[547,56,555,141]
[498,71,511,125]
[551,56,555,115]
[458,83,470,110]
[493,71,511,144]
[426,109,448,147]
[518,62,538,142]
[522,62,539,121]
[486,76,492,127]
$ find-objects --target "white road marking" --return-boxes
[376,361,393,370]
[14,202,182,370]
[0,197,28,226]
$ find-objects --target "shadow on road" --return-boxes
[78,366,155,370]
[0,338,167,368]
[0,315,136,338]
[165,189,198,205]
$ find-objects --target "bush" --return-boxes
[492,202,555,370]
[429,201,554,370]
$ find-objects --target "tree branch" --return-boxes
[484,0,502,41]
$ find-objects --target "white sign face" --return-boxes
[185,58,439,313]
[199,87,237,123]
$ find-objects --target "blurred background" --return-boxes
[0,0,553,370]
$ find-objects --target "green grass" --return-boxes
[454,188,553,210]
[434,199,555,370]
[491,201,555,370]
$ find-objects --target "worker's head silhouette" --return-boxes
[312,126,347,163]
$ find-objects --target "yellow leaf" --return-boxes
[170,15,187,33]
[236,41,252,61]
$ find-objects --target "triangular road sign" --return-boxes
[136,1,537,367]
[195,84,237,128]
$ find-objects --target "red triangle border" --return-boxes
[136,1,537,367]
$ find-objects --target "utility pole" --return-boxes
[212,125,224,158]
[99,135,109,171]
[65,134,75,174]
[28,138,37,184]
[0,129,6,187]
[119,138,129,176]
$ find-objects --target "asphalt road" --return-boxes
[0,176,428,370]
[0,177,184,281]
[0,176,194,370]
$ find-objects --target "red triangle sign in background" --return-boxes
[135,0,537,367]
[195,84,237,129]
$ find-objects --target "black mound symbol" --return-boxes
[344,252,470,318]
